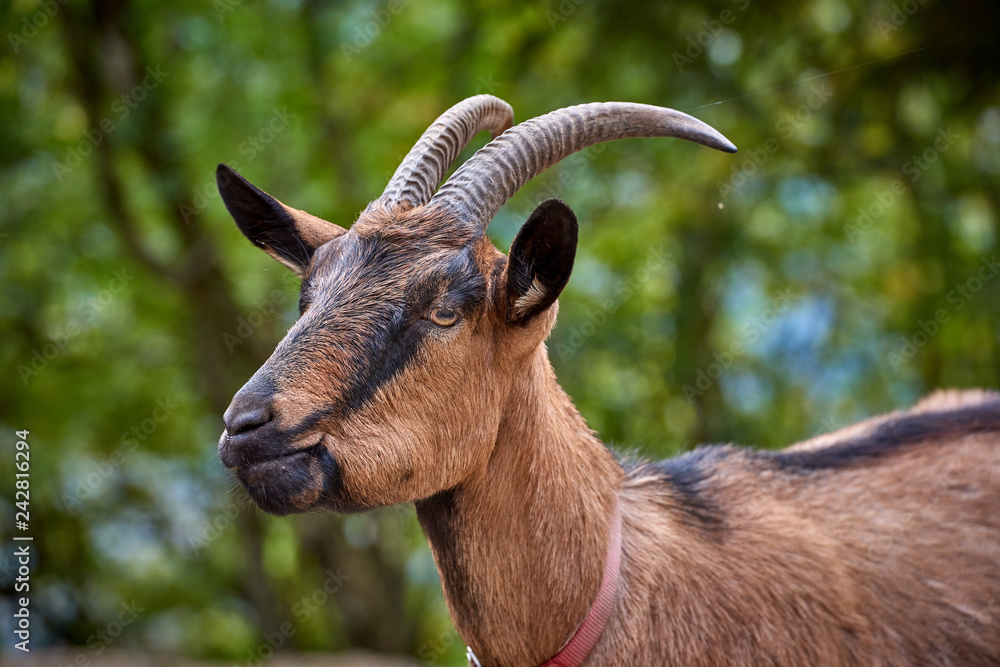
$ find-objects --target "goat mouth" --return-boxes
[231,439,326,471]
[231,438,342,516]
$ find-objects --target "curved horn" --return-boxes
[377,95,514,210]
[430,102,737,226]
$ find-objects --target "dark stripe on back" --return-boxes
[625,398,1000,534]
[764,400,1000,471]
[627,447,730,533]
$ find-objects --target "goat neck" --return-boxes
[416,342,625,666]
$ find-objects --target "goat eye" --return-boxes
[428,307,459,327]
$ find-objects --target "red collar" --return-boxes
[469,498,622,667]
[541,497,622,667]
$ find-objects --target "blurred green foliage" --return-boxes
[1,0,998,664]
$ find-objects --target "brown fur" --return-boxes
[220,191,1000,665]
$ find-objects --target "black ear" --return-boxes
[504,199,578,324]
[216,164,347,277]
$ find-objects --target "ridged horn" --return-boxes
[376,95,514,210]
[430,102,737,226]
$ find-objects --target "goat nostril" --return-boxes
[226,407,273,437]
[224,377,279,438]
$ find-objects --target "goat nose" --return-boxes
[224,405,272,436]
[223,378,277,436]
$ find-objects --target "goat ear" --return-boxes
[216,164,347,277]
[504,199,578,324]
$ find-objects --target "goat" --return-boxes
[216,95,1000,666]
